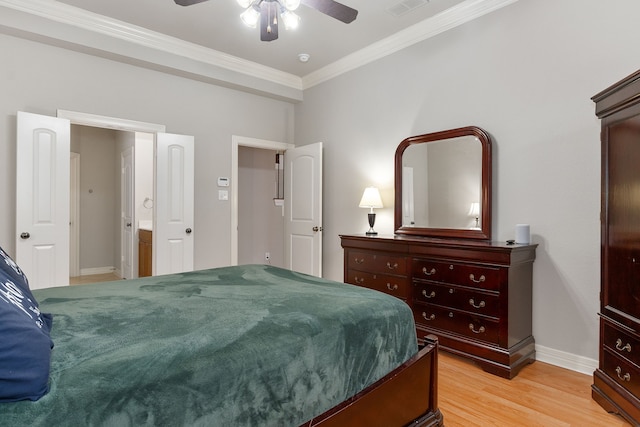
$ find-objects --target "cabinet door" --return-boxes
[604,114,640,322]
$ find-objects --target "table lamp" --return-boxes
[359,187,383,235]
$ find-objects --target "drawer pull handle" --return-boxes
[469,323,485,334]
[354,276,364,284]
[387,262,398,270]
[386,283,398,291]
[616,339,632,353]
[469,298,486,309]
[616,366,631,382]
[469,274,486,283]
[422,312,436,321]
[422,290,436,298]
[422,267,436,276]
[354,258,365,264]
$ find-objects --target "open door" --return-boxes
[154,132,195,275]
[121,147,134,279]
[284,142,323,277]
[17,111,195,287]
[16,111,70,289]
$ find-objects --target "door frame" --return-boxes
[57,110,166,134]
[57,110,166,277]
[70,152,80,277]
[231,135,294,266]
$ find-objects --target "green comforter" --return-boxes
[0,265,418,426]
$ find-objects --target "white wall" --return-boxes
[134,132,154,227]
[295,0,640,366]
[70,125,118,271]
[0,32,294,271]
[238,147,285,267]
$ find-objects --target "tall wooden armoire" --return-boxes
[592,70,640,424]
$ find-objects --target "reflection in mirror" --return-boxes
[394,126,492,240]
[402,136,482,229]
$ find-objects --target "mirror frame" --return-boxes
[394,126,492,240]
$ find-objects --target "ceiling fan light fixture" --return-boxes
[229,0,357,41]
[240,5,261,28]
[281,10,300,30]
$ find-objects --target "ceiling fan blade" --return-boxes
[174,0,209,6]
[260,1,279,42]
[301,0,358,24]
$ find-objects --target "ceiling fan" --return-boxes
[174,0,358,42]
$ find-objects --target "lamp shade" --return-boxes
[240,6,260,27]
[359,187,383,209]
[281,10,300,30]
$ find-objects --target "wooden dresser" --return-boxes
[341,234,537,379]
[592,70,640,423]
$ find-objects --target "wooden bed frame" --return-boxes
[303,336,443,427]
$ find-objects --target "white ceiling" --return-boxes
[55,0,466,77]
[0,0,515,100]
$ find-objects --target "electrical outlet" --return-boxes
[265,252,270,261]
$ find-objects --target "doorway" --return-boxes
[231,136,294,266]
[231,136,323,277]
[67,125,153,283]
[237,146,285,266]
[17,110,194,289]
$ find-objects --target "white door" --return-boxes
[155,133,195,275]
[16,111,70,289]
[121,147,134,280]
[284,142,323,277]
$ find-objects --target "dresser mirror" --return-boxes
[394,126,492,240]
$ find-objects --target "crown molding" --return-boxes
[0,0,304,101]
[0,0,301,89]
[302,0,520,89]
[0,0,518,99]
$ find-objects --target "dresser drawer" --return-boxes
[347,251,407,276]
[413,281,500,316]
[412,258,503,291]
[603,347,640,397]
[414,303,500,344]
[603,322,640,365]
[412,259,454,283]
[346,270,409,300]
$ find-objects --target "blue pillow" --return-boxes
[0,246,53,402]
[0,246,34,299]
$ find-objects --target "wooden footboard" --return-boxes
[301,336,443,427]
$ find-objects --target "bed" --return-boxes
[0,262,442,426]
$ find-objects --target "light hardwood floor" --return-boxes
[438,352,628,426]
[69,272,121,285]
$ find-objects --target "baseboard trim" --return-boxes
[80,266,116,276]
[535,344,597,376]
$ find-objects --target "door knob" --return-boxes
[185,228,192,234]
[20,232,30,239]
[312,226,323,232]
[126,223,132,227]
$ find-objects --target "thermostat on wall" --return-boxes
[217,177,229,187]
